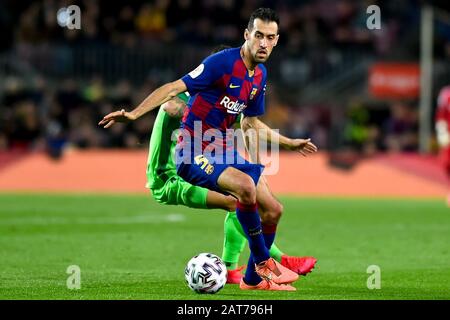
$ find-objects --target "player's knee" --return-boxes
[239,187,256,205]
[236,178,256,205]
[272,201,283,223]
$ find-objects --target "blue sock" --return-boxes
[243,224,278,285]
[235,202,270,263]
[236,202,271,286]
[244,254,262,285]
[262,223,277,251]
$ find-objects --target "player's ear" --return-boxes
[274,34,279,46]
[244,28,249,40]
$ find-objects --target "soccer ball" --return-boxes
[184,253,227,294]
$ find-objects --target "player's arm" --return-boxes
[241,66,317,157]
[99,79,187,128]
[239,115,316,162]
[241,115,318,157]
[161,95,186,118]
[99,50,225,128]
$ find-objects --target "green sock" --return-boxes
[269,243,284,262]
[221,212,246,270]
[226,211,286,264]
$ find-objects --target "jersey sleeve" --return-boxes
[176,92,190,104]
[181,52,226,95]
[243,71,267,117]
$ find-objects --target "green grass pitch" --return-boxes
[0,193,449,300]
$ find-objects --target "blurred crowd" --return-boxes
[2,0,432,83]
[1,0,423,54]
[0,76,159,157]
[0,74,419,158]
[1,0,447,157]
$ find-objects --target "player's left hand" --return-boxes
[287,138,318,156]
[98,109,136,128]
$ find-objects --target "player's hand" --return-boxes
[287,138,318,156]
[98,109,137,128]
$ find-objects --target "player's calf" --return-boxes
[259,199,283,225]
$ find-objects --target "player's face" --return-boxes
[245,18,279,63]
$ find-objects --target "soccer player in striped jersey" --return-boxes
[100,8,317,291]
[146,70,316,284]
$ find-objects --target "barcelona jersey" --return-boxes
[180,47,267,150]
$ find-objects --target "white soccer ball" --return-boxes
[184,253,227,294]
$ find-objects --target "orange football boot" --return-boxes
[240,279,296,291]
[255,258,299,284]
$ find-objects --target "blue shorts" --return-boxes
[175,146,264,195]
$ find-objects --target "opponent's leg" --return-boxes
[240,176,297,285]
[226,209,284,262]
[205,191,285,283]
[217,167,270,285]
[221,212,247,283]
[269,243,284,262]
[257,176,317,276]
[217,167,269,263]
[223,210,284,283]
[155,177,234,210]
[205,190,236,211]
[218,167,298,287]
[224,203,315,275]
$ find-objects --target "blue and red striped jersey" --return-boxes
[180,47,267,150]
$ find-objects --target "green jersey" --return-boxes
[146,92,189,190]
[145,92,241,208]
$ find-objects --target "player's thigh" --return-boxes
[206,191,236,211]
[217,166,257,202]
[256,176,283,223]
[162,178,209,209]
[163,177,235,211]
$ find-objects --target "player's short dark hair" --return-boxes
[247,8,279,33]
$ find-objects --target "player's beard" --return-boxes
[243,42,269,64]
[254,49,269,63]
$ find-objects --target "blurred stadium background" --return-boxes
[0,0,449,157]
[0,0,449,196]
[0,0,449,300]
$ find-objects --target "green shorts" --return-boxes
[150,176,209,209]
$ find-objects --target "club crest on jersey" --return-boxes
[220,96,247,114]
[250,87,258,100]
